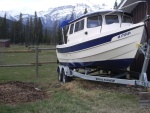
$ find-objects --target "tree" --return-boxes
[57,23,62,45]
[114,0,118,9]
[70,6,75,20]
[84,8,88,14]
[0,13,7,39]
[64,25,69,44]
[0,17,2,38]
[37,17,43,45]
[25,17,30,46]
[34,11,38,45]
[3,13,7,39]
[29,17,34,46]
[52,20,59,45]
[11,21,17,43]
[44,28,50,44]
[18,13,23,43]
[43,28,48,44]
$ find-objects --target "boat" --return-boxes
[56,9,145,69]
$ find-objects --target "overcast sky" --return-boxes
[0,0,120,11]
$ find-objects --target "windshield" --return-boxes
[105,15,119,24]
[87,15,102,28]
[122,16,132,23]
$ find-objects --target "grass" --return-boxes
[0,45,150,113]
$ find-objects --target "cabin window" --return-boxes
[122,16,132,23]
[105,15,119,24]
[75,22,80,32]
[87,15,102,28]
[69,24,74,34]
[74,19,84,32]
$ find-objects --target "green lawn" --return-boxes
[0,45,150,113]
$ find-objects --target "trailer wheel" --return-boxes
[57,67,63,82]
[62,70,69,83]
[58,72,63,82]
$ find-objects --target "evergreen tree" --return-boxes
[0,13,7,39]
[18,13,23,43]
[114,0,118,9]
[44,28,50,44]
[30,17,34,46]
[52,20,59,45]
[70,6,75,20]
[37,17,43,45]
[3,13,7,39]
[84,8,88,14]
[0,11,49,45]
[0,17,2,38]
[0,17,1,23]
[12,21,17,43]
[22,26,26,44]
[25,18,30,46]
[64,25,69,43]
[57,24,62,44]
[44,28,48,44]
[34,11,38,45]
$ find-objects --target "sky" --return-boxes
[0,0,120,11]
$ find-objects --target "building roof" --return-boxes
[0,39,10,43]
[117,0,147,13]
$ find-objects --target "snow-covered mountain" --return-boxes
[0,2,108,29]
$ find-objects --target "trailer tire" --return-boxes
[62,70,69,83]
[58,67,63,82]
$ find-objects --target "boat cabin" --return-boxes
[64,10,133,44]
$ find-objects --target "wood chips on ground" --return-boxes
[0,81,48,105]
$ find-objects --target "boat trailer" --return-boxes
[57,41,150,88]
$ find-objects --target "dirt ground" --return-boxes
[0,81,48,105]
[0,80,147,105]
[79,80,147,95]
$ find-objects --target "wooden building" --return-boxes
[118,0,150,79]
[0,39,10,48]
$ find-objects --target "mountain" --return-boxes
[0,2,108,29]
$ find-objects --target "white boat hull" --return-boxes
[56,23,145,69]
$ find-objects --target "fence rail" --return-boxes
[0,50,41,53]
[0,47,57,77]
[0,64,42,67]
[31,61,57,65]
[34,48,56,50]
[0,50,35,53]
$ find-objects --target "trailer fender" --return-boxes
[57,65,72,76]
[63,66,71,76]
[57,65,63,74]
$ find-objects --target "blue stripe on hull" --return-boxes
[57,25,143,53]
[60,58,134,69]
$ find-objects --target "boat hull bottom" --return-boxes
[59,58,134,69]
